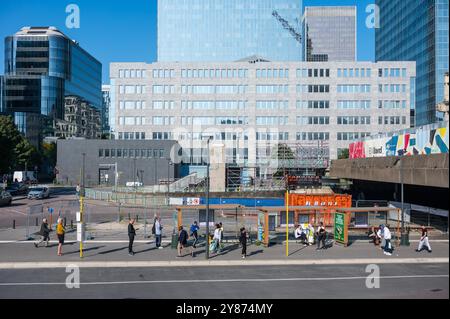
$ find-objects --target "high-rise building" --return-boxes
[302,6,357,62]
[0,75,4,113]
[3,27,102,146]
[157,0,303,62]
[376,0,449,126]
[102,85,111,135]
[110,60,415,168]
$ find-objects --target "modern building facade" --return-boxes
[110,60,415,179]
[102,85,111,135]
[376,0,449,126]
[157,0,303,62]
[54,96,102,139]
[302,6,357,62]
[0,75,4,113]
[56,139,180,187]
[3,27,102,146]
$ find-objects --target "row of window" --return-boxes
[297,85,330,93]
[337,85,372,93]
[153,69,176,79]
[118,69,147,79]
[256,85,290,94]
[337,116,371,125]
[296,132,330,141]
[99,148,165,159]
[180,117,249,126]
[296,100,330,109]
[256,100,289,110]
[378,100,407,109]
[337,100,371,110]
[119,101,146,110]
[119,85,146,95]
[337,68,372,78]
[378,116,407,125]
[297,116,330,125]
[256,68,289,79]
[118,132,146,140]
[256,132,290,141]
[181,100,248,110]
[181,68,248,79]
[378,68,407,78]
[296,68,330,78]
[153,85,176,94]
[378,84,407,93]
[337,132,371,141]
[181,85,248,94]
[256,116,289,126]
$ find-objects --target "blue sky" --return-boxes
[0,0,374,83]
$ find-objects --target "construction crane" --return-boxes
[272,10,302,44]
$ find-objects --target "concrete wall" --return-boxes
[330,153,449,188]
[56,140,180,187]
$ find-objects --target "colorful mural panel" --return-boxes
[349,122,449,159]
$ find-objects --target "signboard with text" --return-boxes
[334,213,348,245]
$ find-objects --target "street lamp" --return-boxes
[202,135,213,260]
[166,158,173,204]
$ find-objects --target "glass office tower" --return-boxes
[157,0,303,62]
[376,0,449,126]
[3,27,102,146]
[302,6,357,62]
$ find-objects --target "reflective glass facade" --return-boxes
[376,0,449,126]
[302,6,356,62]
[3,27,102,146]
[157,0,303,62]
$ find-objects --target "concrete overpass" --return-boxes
[330,153,449,189]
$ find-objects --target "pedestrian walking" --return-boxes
[190,221,200,249]
[128,219,137,256]
[56,218,65,256]
[239,227,248,259]
[177,226,189,257]
[379,225,393,256]
[316,222,327,250]
[76,184,80,199]
[153,217,163,249]
[35,218,50,248]
[368,226,381,246]
[416,226,432,253]
[219,222,224,251]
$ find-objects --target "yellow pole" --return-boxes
[286,190,289,257]
[80,195,83,258]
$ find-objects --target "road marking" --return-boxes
[0,258,447,269]
[0,274,448,287]
[2,209,27,216]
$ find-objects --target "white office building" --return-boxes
[110,58,415,173]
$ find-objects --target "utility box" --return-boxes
[77,223,85,242]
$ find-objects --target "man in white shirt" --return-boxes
[294,225,307,245]
[380,225,393,256]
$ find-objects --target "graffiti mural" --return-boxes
[349,122,449,159]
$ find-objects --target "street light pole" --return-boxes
[205,136,212,260]
[166,158,172,204]
[80,153,86,259]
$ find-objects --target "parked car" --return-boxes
[0,191,12,206]
[27,187,50,200]
[5,183,29,196]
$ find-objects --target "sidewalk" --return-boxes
[0,236,447,268]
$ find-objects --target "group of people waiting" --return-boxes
[369,225,432,255]
[294,222,328,250]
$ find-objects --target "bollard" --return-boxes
[64,217,67,227]
[136,215,139,223]
[128,213,131,221]
[13,220,16,229]
[70,220,73,229]
[36,218,38,227]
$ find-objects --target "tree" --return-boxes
[0,115,41,173]
[271,143,295,177]
[338,148,350,160]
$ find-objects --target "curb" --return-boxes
[0,257,448,269]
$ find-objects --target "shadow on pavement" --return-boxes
[248,249,264,257]
[99,246,128,255]
[63,245,106,255]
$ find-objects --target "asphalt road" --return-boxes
[0,263,447,299]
